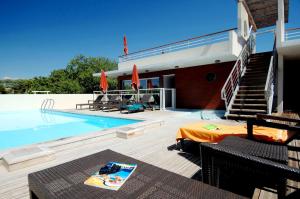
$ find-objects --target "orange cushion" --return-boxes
[176,121,293,143]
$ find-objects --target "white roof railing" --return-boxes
[285,27,300,41]
[118,28,237,63]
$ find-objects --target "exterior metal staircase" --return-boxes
[221,33,277,120]
[227,52,272,120]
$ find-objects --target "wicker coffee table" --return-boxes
[28,149,246,199]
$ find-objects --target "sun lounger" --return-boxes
[177,113,299,144]
[100,95,122,111]
[76,95,103,110]
[119,97,145,113]
[119,94,157,113]
[139,94,156,110]
[176,121,293,144]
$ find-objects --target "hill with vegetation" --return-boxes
[0,55,117,94]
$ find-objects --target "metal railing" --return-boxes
[221,32,255,114]
[285,27,300,41]
[93,88,176,110]
[264,39,277,114]
[32,91,50,94]
[119,28,236,62]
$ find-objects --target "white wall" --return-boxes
[0,94,93,111]
[117,40,236,73]
[238,1,250,40]
[230,30,245,57]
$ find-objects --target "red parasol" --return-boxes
[100,70,108,93]
[123,36,128,55]
[131,64,140,90]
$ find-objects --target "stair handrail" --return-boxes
[221,33,255,112]
[264,38,277,114]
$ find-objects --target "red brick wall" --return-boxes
[117,61,235,109]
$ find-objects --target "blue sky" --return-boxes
[0,0,299,79]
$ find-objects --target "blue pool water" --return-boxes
[0,110,140,151]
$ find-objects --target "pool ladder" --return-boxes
[41,98,55,111]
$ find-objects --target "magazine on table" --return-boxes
[84,162,137,191]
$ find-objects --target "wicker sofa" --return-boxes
[200,114,300,198]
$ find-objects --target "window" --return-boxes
[121,77,160,89]
[122,80,132,90]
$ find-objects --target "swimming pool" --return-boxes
[0,110,140,151]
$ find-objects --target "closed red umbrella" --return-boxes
[100,70,108,93]
[123,35,128,55]
[131,64,140,90]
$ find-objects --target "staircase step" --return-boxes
[230,108,267,113]
[246,65,268,68]
[244,74,267,78]
[248,62,269,66]
[245,70,268,74]
[232,104,267,108]
[240,81,266,85]
[242,77,266,82]
[246,68,268,72]
[236,94,265,99]
[234,98,266,103]
[242,76,266,80]
[238,90,265,94]
[239,85,265,89]
[227,114,257,120]
[250,52,272,57]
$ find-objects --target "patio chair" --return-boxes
[139,94,156,110]
[200,114,300,198]
[100,95,122,111]
[76,95,103,110]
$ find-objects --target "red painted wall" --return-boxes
[118,61,235,109]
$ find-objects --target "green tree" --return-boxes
[0,84,7,94]
[5,55,118,94]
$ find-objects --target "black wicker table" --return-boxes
[28,149,246,199]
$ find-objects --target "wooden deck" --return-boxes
[252,139,300,199]
[0,110,299,198]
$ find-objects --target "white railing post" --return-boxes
[159,89,163,111]
[172,89,176,109]
[162,88,166,110]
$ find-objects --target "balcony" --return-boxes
[277,27,300,59]
[102,28,245,77]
